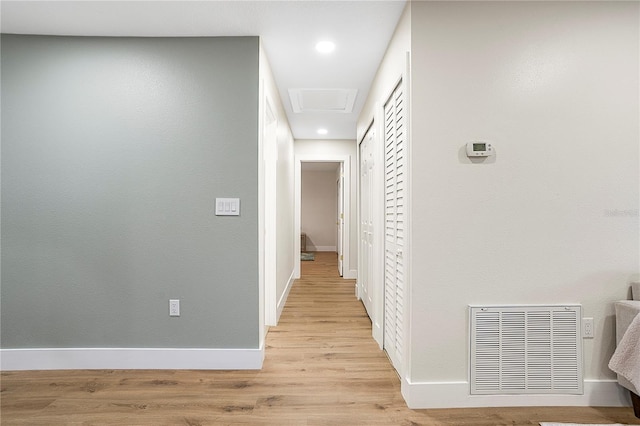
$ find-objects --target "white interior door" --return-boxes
[383,81,406,374]
[359,127,375,319]
[337,164,344,276]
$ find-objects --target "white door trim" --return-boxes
[337,164,344,277]
[295,155,352,280]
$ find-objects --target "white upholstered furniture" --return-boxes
[612,282,640,418]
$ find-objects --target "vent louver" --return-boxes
[470,305,583,395]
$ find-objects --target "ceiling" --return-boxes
[0,0,407,140]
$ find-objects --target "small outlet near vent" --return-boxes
[582,317,594,338]
[169,299,180,317]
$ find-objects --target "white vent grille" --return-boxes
[470,305,583,395]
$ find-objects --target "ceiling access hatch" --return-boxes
[288,88,358,113]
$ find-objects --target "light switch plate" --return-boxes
[215,198,240,216]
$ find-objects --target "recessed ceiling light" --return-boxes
[315,41,335,54]
[317,128,328,135]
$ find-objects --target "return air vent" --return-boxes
[288,88,357,113]
[470,305,583,395]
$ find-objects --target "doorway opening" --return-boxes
[300,162,343,276]
[294,155,352,281]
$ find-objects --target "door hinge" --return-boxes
[340,255,343,260]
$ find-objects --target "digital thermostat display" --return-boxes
[466,141,494,157]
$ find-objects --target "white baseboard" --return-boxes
[343,269,357,279]
[0,347,264,371]
[401,377,632,409]
[277,270,295,323]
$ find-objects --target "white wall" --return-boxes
[259,43,295,330]
[357,2,411,143]
[358,0,639,408]
[408,1,639,406]
[301,169,338,251]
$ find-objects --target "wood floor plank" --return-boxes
[2,251,638,425]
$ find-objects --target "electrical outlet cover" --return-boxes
[169,299,180,317]
[582,317,594,338]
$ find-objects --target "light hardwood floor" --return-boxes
[2,251,638,425]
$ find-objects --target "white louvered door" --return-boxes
[383,81,406,373]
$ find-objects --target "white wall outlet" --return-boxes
[582,317,594,338]
[169,299,180,317]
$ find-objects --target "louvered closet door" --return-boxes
[383,81,405,373]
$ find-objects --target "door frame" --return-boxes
[378,58,411,376]
[294,154,352,280]
[337,164,344,277]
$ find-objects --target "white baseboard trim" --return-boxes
[401,377,632,409]
[343,269,357,279]
[1,347,265,371]
[308,246,336,252]
[277,270,295,323]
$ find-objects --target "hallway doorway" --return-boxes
[294,154,352,281]
[300,161,343,276]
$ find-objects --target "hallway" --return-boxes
[2,252,638,424]
[259,251,404,423]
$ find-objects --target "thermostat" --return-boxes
[466,142,494,157]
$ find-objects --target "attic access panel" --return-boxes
[288,88,358,113]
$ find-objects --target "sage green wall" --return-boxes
[1,35,260,349]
